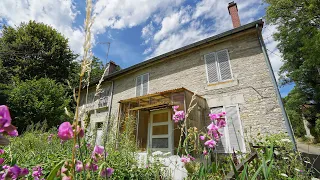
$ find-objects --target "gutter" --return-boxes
[255,24,297,151]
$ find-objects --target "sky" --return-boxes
[0,0,292,97]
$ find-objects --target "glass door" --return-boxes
[149,109,173,153]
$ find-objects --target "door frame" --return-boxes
[148,109,173,153]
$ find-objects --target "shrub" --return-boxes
[7,78,71,132]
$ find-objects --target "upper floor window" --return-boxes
[136,73,149,97]
[204,49,232,84]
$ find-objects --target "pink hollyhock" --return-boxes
[187,154,195,161]
[172,111,185,123]
[0,105,18,137]
[93,145,104,155]
[85,163,98,171]
[100,167,114,178]
[1,165,29,179]
[0,149,4,154]
[62,176,71,180]
[204,139,217,148]
[203,149,208,155]
[58,122,74,140]
[172,105,179,112]
[209,113,218,121]
[0,158,4,165]
[207,123,218,132]
[199,135,205,141]
[180,156,190,163]
[32,166,43,180]
[217,119,226,128]
[75,160,83,172]
[77,126,84,138]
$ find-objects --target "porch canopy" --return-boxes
[118,87,208,152]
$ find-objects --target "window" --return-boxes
[211,105,245,153]
[204,49,232,84]
[136,73,149,97]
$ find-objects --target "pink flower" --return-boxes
[32,166,43,179]
[0,105,18,137]
[2,165,28,179]
[199,135,205,141]
[172,111,185,123]
[85,163,98,171]
[217,119,226,128]
[62,176,71,180]
[57,122,74,140]
[92,145,105,162]
[203,149,208,155]
[0,106,12,129]
[187,154,195,161]
[180,156,190,163]
[0,149,4,154]
[75,160,83,172]
[209,113,218,121]
[204,139,217,148]
[100,167,114,178]
[207,123,218,132]
[0,158,4,165]
[93,145,104,155]
[172,105,179,112]
[8,129,18,137]
[75,144,79,149]
[77,126,84,138]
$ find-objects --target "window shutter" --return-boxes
[205,53,219,83]
[136,76,142,97]
[225,106,245,152]
[142,74,149,95]
[211,107,228,153]
[217,50,232,81]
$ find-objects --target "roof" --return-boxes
[89,19,264,86]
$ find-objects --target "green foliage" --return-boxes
[7,78,71,132]
[0,20,78,84]
[265,0,320,140]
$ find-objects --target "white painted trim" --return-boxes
[148,109,173,153]
[235,104,246,153]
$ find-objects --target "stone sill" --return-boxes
[206,79,238,90]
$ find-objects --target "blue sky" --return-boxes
[0,0,292,96]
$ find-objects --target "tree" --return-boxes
[0,20,78,84]
[266,0,320,140]
[7,78,71,132]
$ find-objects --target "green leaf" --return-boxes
[46,160,65,180]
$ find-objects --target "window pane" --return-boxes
[152,138,168,148]
[153,112,168,123]
[152,125,168,135]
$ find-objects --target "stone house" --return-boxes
[79,2,294,155]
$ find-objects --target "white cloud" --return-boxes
[0,0,84,55]
[92,0,185,34]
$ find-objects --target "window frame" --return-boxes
[210,104,246,153]
[204,49,233,84]
[135,73,149,97]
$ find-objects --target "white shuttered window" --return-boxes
[211,105,245,153]
[136,73,149,97]
[205,49,232,83]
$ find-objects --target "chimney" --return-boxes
[105,61,119,76]
[228,1,241,28]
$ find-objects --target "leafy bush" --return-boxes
[7,78,71,132]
